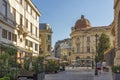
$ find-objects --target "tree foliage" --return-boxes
[97,33,110,60]
[0,45,18,79]
[32,56,44,73]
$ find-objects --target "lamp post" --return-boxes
[95,34,99,75]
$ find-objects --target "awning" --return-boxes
[0,42,33,54]
[0,42,17,49]
[45,56,60,60]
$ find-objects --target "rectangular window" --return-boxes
[14,34,17,42]
[25,39,28,46]
[24,18,28,28]
[76,44,80,53]
[2,0,7,16]
[87,46,90,53]
[30,41,33,48]
[12,33,14,41]
[12,8,16,21]
[87,37,90,42]
[35,27,37,37]
[48,35,51,40]
[35,43,38,51]
[30,23,32,34]
[2,29,7,39]
[12,34,17,42]
[8,32,11,40]
[11,33,17,42]
[20,14,23,25]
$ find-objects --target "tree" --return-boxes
[0,53,10,77]
[32,56,44,73]
[97,33,110,60]
[0,45,18,80]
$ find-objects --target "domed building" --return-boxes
[70,15,114,67]
[74,15,91,29]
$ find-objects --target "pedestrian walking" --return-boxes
[102,60,107,71]
[96,61,102,75]
[72,62,75,69]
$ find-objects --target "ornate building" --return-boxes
[39,23,52,56]
[70,15,114,67]
[0,0,41,64]
[112,0,120,65]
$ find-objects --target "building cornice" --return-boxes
[27,34,41,43]
[27,0,41,16]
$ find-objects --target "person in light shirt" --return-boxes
[102,60,107,71]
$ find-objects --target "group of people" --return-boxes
[96,60,107,75]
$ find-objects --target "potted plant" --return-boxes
[112,65,120,80]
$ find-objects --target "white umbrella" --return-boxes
[45,56,60,60]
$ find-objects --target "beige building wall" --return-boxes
[70,15,114,67]
[113,0,120,65]
[39,23,52,57]
[0,0,41,59]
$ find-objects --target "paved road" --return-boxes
[45,68,94,80]
[44,67,113,80]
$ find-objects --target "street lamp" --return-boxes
[91,48,94,69]
[95,34,99,75]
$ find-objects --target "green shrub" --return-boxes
[112,65,120,73]
[45,60,60,73]
[0,77,10,80]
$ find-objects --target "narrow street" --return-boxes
[44,67,113,80]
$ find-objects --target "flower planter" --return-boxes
[113,72,120,80]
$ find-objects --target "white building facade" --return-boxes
[0,0,41,59]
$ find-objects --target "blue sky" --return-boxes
[32,0,114,47]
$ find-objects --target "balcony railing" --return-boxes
[17,24,28,37]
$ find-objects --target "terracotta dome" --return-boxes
[75,15,91,29]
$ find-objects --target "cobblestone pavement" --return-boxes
[45,67,94,80]
[44,67,113,80]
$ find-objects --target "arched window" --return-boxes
[76,56,80,60]
[76,56,80,59]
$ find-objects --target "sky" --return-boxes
[32,0,114,47]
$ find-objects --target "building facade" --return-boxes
[0,0,41,63]
[54,38,72,61]
[70,15,114,67]
[54,41,62,58]
[112,0,120,65]
[39,23,52,57]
